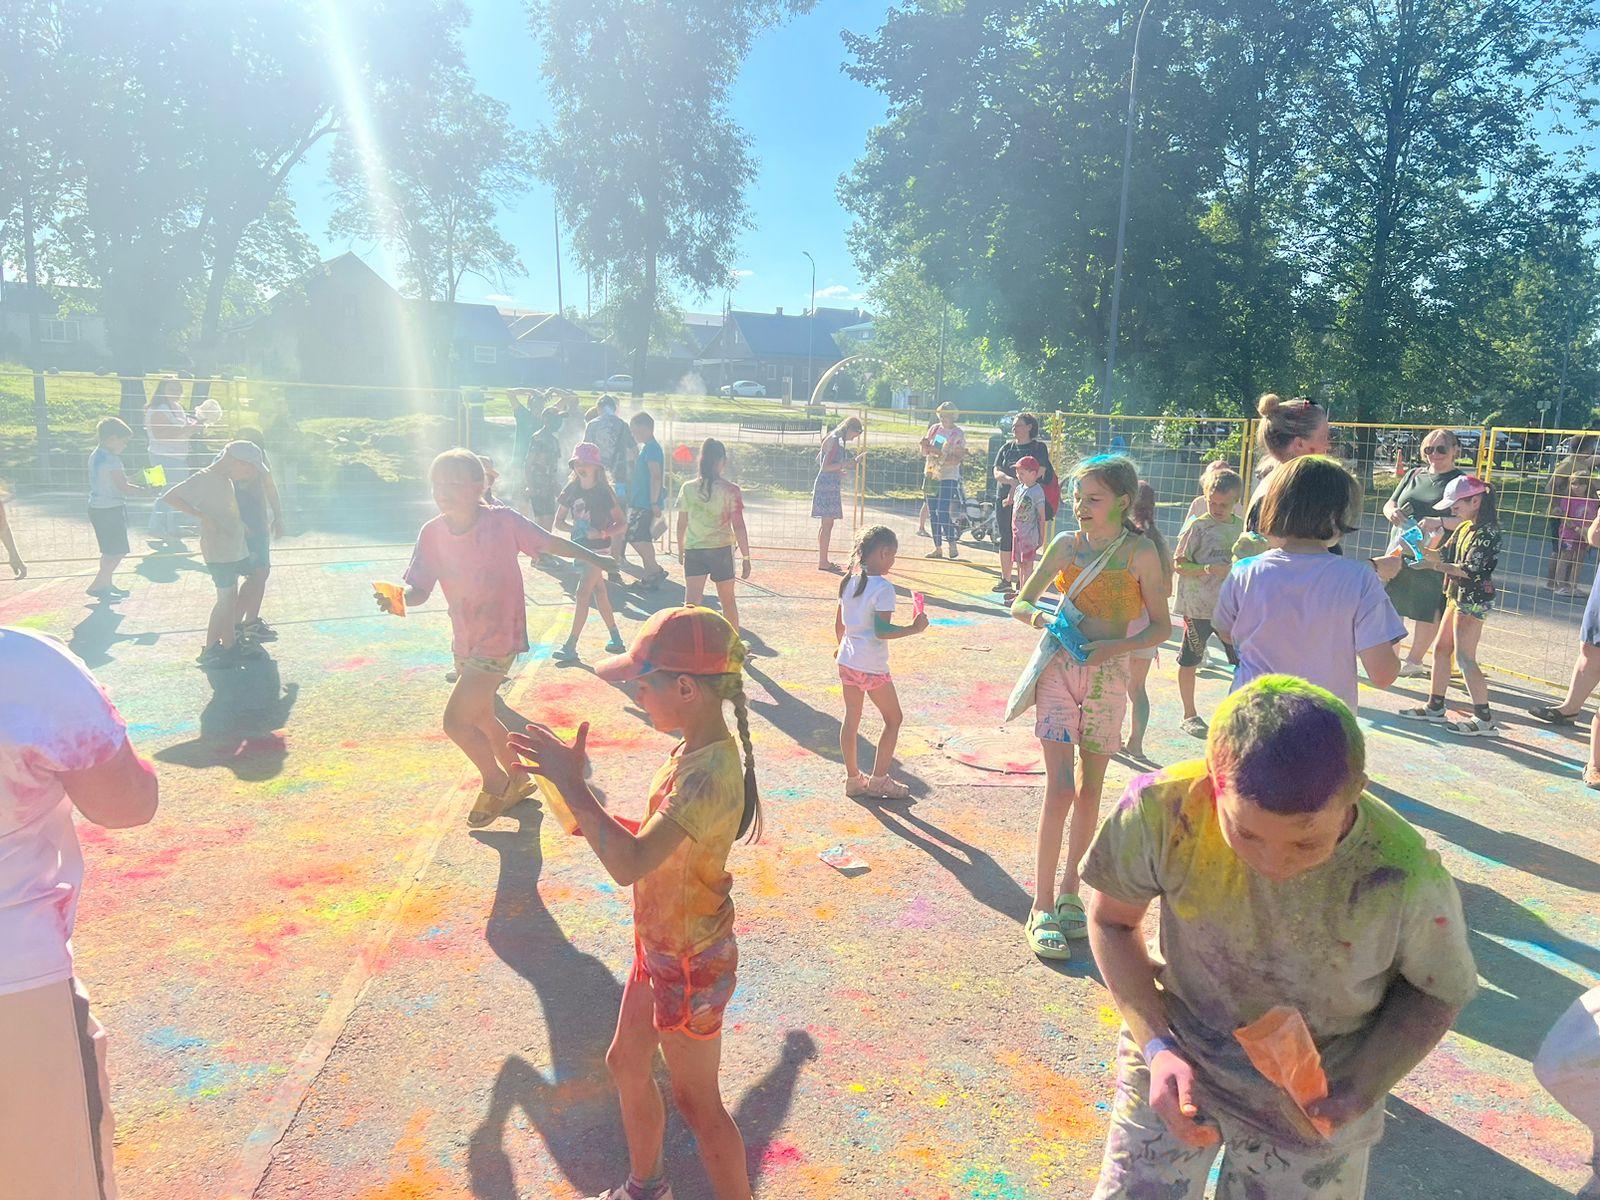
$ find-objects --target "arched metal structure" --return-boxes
[808,354,895,408]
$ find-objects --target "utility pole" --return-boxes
[934,304,948,410]
[802,250,816,406]
[553,198,566,377]
[1104,0,1157,410]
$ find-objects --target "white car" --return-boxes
[594,374,633,391]
[719,380,767,398]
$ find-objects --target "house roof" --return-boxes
[728,310,848,361]
[413,300,513,345]
[679,313,725,353]
[0,282,102,315]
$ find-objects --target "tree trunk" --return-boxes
[633,248,655,399]
[20,184,51,476]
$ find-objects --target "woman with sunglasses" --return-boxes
[1383,429,1463,678]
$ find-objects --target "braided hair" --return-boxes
[840,524,898,599]
[706,672,762,841]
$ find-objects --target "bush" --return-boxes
[869,378,894,409]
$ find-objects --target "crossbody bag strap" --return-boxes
[1063,531,1128,605]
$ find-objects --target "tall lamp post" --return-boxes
[1103,0,1157,411]
[802,250,816,406]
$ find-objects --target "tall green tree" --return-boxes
[864,258,987,397]
[1303,0,1600,421]
[328,70,534,302]
[528,0,813,395]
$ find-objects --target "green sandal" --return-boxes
[1055,893,1089,938]
[1026,909,1072,960]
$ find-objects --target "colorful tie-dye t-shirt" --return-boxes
[402,505,552,659]
[635,739,744,957]
[1081,762,1477,1150]
[676,479,744,551]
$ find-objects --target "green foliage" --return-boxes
[329,69,535,303]
[842,0,1600,425]
[868,378,894,409]
[528,0,815,388]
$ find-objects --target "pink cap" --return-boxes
[568,442,603,469]
[1434,475,1488,510]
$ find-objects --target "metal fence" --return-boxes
[3,368,1597,689]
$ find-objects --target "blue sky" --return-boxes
[286,0,889,318]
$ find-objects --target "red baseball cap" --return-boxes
[1014,455,1043,474]
[595,606,746,681]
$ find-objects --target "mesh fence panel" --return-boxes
[2,370,1594,689]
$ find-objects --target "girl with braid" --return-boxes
[511,606,762,1200]
[834,524,930,800]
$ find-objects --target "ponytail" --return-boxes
[840,523,896,599]
[1129,480,1172,580]
[699,437,726,501]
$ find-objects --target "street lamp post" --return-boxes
[803,250,816,407]
[1103,0,1157,411]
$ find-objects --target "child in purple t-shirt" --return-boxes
[1213,456,1403,714]
[379,449,609,827]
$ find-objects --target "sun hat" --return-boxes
[1435,475,1489,510]
[595,605,746,682]
[569,442,603,468]
[1014,455,1043,474]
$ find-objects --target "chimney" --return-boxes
[775,306,783,316]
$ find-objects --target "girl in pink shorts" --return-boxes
[512,606,762,1200]
[835,525,930,799]
[1007,455,1171,959]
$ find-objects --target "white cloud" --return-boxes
[816,284,867,304]
[732,269,755,278]
[484,293,515,303]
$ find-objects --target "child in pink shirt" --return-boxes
[380,449,608,827]
[1556,475,1599,595]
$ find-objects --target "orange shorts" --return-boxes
[631,933,739,1039]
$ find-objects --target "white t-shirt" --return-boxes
[0,627,127,995]
[836,574,896,674]
[1212,549,1405,714]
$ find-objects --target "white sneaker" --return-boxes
[1397,661,1430,678]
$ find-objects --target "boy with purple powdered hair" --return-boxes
[1081,675,1477,1199]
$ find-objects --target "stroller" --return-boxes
[951,481,998,547]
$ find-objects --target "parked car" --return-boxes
[593,373,633,391]
[719,380,767,398]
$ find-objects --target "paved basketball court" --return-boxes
[2,529,1596,1199]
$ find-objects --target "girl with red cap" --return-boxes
[513,606,761,1200]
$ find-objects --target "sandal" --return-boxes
[1054,893,1089,938]
[845,773,872,798]
[467,774,536,828]
[1584,769,1600,791]
[866,774,912,801]
[1026,909,1072,960]
[1532,705,1580,726]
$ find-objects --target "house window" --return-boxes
[763,363,777,382]
[41,319,80,344]
[473,344,497,365]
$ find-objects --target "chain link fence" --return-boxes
[4,369,1597,688]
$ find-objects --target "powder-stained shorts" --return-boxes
[632,933,739,1039]
[1091,1032,1371,1200]
[838,664,892,692]
[1178,617,1239,669]
[0,978,119,1200]
[1034,655,1128,757]
[454,652,519,678]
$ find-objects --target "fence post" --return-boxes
[1475,425,1490,479]
[31,369,51,479]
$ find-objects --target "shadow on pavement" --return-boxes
[1369,780,1600,893]
[153,653,297,780]
[857,798,1031,924]
[1373,1095,1572,1198]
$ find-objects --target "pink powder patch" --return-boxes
[760,1141,805,1167]
[326,656,377,672]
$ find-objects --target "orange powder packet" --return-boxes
[1234,1006,1335,1139]
[373,581,406,616]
